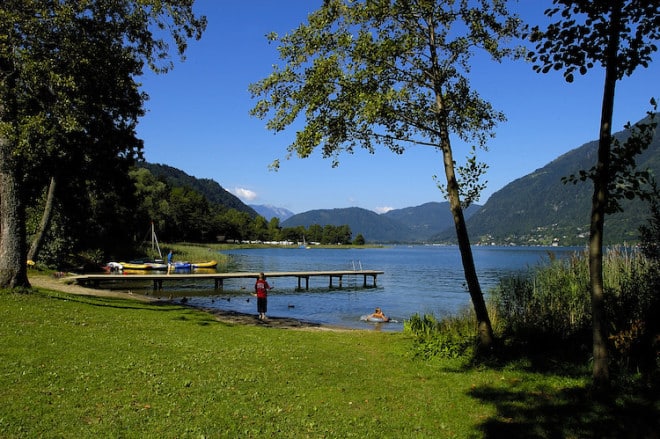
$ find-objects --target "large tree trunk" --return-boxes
[27,176,57,263]
[589,4,622,391]
[0,58,29,288]
[0,145,30,289]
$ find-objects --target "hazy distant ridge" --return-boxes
[282,203,480,243]
[250,204,295,221]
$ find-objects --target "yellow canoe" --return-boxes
[119,261,168,271]
[192,260,218,269]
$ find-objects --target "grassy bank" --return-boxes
[2,283,658,437]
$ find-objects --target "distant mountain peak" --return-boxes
[250,204,295,221]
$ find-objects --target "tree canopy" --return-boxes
[0,0,206,287]
[250,0,524,348]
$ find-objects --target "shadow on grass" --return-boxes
[33,287,220,326]
[469,382,660,438]
[33,287,317,328]
[465,341,660,439]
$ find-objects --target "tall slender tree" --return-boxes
[529,0,660,389]
[0,1,206,287]
[250,0,522,348]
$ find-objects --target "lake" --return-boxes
[162,245,582,332]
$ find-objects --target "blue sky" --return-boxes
[136,0,660,214]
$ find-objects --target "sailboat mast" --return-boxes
[151,222,163,259]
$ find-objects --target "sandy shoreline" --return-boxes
[29,273,348,331]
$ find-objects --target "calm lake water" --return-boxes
[144,245,581,332]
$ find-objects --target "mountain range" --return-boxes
[454,115,660,246]
[144,115,659,245]
[281,203,481,243]
[281,116,659,245]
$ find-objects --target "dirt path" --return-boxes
[30,273,157,301]
[29,273,346,331]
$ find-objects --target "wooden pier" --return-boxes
[67,270,384,291]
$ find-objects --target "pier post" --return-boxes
[296,276,310,290]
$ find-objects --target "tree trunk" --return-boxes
[0,145,30,289]
[0,57,30,288]
[438,117,494,349]
[589,4,622,391]
[452,190,494,349]
[27,176,57,263]
[425,12,494,349]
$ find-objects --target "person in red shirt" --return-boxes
[254,272,272,320]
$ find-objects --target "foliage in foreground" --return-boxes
[3,285,660,438]
[404,247,660,387]
[492,248,659,378]
[404,311,480,360]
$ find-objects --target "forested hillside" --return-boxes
[433,115,660,246]
[282,117,658,246]
[140,163,257,217]
[282,207,416,242]
[384,202,481,238]
[30,115,657,271]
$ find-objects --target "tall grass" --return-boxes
[493,247,659,374]
[492,251,591,339]
[404,310,480,360]
[164,243,232,270]
[405,247,660,378]
[492,247,656,332]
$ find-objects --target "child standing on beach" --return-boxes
[254,272,272,320]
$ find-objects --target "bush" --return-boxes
[491,247,659,375]
[404,311,479,360]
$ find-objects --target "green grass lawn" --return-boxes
[1,285,657,438]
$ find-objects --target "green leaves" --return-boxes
[250,0,523,170]
[249,2,524,341]
[0,1,207,284]
[530,0,660,82]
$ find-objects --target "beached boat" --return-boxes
[172,261,192,270]
[118,260,168,271]
[192,260,217,269]
[110,223,168,272]
[171,260,218,271]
